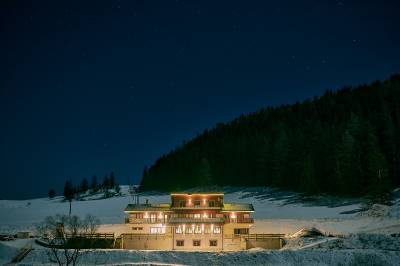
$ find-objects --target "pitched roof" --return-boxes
[222,203,254,212]
[124,203,171,212]
[170,192,224,196]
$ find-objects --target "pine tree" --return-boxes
[80,178,89,193]
[48,189,55,199]
[115,183,121,194]
[63,180,74,215]
[103,175,109,190]
[91,175,98,192]
[109,172,115,189]
[197,157,212,187]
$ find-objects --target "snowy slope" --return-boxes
[1,186,400,265]
[1,186,399,236]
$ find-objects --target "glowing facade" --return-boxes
[123,192,254,251]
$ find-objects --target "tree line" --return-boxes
[48,172,121,200]
[140,74,400,198]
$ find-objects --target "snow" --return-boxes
[17,248,400,266]
[1,186,400,265]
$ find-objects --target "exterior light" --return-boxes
[158,212,163,219]
[230,212,236,219]
[144,212,149,219]
[203,213,208,218]
[203,198,206,204]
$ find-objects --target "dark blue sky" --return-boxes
[1,0,399,199]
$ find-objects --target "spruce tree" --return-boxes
[80,177,89,193]
[109,172,115,189]
[91,175,98,192]
[48,189,55,199]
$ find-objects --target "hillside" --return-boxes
[140,75,400,196]
[1,187,400,265]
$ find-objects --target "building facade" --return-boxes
[122,192,254,251]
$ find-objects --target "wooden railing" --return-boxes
[122,233,171,239]
[225,218,254,223]
[224,233,285,240]
[245,233,285,240]
[126,218,169,224]
[168,217,224,223]
[65,233,115,239]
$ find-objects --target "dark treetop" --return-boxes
[0,0,399,199]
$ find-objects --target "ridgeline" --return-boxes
[140,75,400,197]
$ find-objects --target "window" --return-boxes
[234,228,249,235]
[132,227,143,231]
[213,226,221,234]
[179,200,186,207]
[151,213,159,223]
[208,200,215,207]
[194,225,202,234]
[175,226,183,234]
[209,240,217,246]
[204,226,211,234]
[131,213,143,219]
[186,226,193,234]
[193,240,201,246]
[194,200,201,207]
[194,214,201,219]
[150,227,165,234]
[176,240,184,246]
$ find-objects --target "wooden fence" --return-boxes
[65,233,115,239]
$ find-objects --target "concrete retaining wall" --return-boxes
[246,238,283,249]
[122,234,173,250]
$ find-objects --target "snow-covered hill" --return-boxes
[1,186,400,265]
[1,186,399,235]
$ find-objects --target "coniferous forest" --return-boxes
[140,75,400,197]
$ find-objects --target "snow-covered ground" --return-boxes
[1,186,400,265]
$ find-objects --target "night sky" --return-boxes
[1,1,399,199]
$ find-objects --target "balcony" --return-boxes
[225,218,254,223]
[170,206,222,210]
[126,218,169,224]
[168,217,224,224]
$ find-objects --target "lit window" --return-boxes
[175,226,183,234]
[204,226,211,234]
[150,227,165,234]
[194,214,201,219]
[234,228,249,235]
[176,240,184,246]
[194,225,202,234]
[209,240,217,246]
[186,226,193,234]
[213,226,221,234]
[193,240,201,246]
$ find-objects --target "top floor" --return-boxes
[170,193,224,209]
[124,192,255,225]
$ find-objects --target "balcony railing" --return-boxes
[225,218,254,223]
[170,206,222,210]
[126,218,169,224]
[168,217,225,223]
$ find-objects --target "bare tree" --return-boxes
[36,214,100,266]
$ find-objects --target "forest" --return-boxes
[140,74,400,197]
